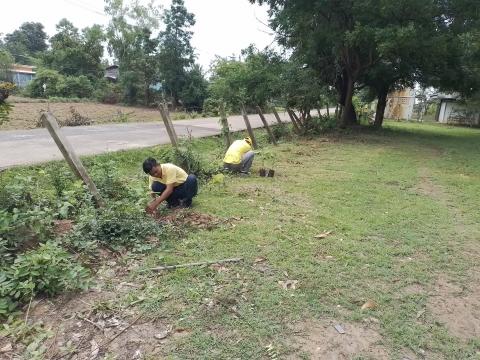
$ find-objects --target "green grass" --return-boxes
[2,121,480,359]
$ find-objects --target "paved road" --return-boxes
[0,112,292,169]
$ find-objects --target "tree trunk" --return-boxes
[340,76,356,127]
[374,89,388,128]
[326,104,330,117]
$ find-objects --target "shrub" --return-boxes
[303,115,337,134]
[65,204,164,251]
[0,241,90,317]
[25,69,63,98]
[161,140,219,178]
[92,80,122,104]
[271,123,292,140]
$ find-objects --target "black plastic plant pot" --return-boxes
[259,168,267,177]
[267,169,275,177]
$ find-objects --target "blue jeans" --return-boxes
[151,174,198,207]
[224,151,255,173]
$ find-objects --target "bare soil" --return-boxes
[428,273,480,341]
[288,319,390,359]
[1,100,171,130]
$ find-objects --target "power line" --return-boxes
[62,0,107,17]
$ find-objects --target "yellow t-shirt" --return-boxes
[149,163,188,190]
[223,140,251,165]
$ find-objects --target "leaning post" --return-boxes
[256,106,277,145]
[241,105,258,149]
[40,111,105,208]
[219,102,232,149]
[271,106,283,125]
[287,108,301,133]
[158,104,179,147]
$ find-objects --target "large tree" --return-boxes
[251,0,480,128]
[42,19,105,81]
[105,0,161,104]
[3,22,47,63]
[157,0,195,107]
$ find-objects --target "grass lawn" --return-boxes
[2,121,480,359]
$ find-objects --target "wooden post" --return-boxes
[287,108,301,133]
[272,107,283,125]
[41,111,105,208]
[158,104,178,147]
[292,110,304,128]
[219,102,232,148]
[241,105,258,149]
[256,106,277,145]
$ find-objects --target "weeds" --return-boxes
[0,241,90,317]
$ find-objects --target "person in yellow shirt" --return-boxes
[142,158,198,213]
[223,137,254,175]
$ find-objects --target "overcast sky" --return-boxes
[0,0,276,70]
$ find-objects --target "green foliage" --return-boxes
[180,64,208,111]
[161,140,219,178]
[0,50,14,82]
[105,0,160,105]
[0,81,15,125]
[65,204,163,252]
[92,80,123,104]
[271,123,292,140]
[2,22,47,63]
[0,241,90,317]
[157,0,196,106]
[25,69,94,99]
[302,115,337,135]
[42,20,105,81]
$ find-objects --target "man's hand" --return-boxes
[145,202,157,214]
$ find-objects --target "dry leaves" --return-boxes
[314,230,332,239]
[361,299,378,310]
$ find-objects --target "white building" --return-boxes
[384,88,415,120]
[434,94,480,126]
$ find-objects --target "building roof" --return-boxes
[10,64,36,75]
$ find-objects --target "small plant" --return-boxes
[162,140,219,178]
[271,123,292,140]
[115,109,130,123]
[0,241,90,317]
[62,106,92,127]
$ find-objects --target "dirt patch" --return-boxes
[415,168,446,200]
[428,274,480,341]
[288,319,389,359]
[155,209,237,230]
[1,101,170,130]
[52,219,74,237]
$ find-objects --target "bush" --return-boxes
[57,75,94,99]
[303,115,337,134]
[25,69,63,98]
[161,140,219,178]
[92,80,122,104]
[271,123,292,140]
[0,242,90,317]
[65,204,164,252]
[26,69,94,99]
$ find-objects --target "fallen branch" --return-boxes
[99,314,142,349]
[76,314,103,331]
[145,257,243,272]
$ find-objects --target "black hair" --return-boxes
[143,157,157,174]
